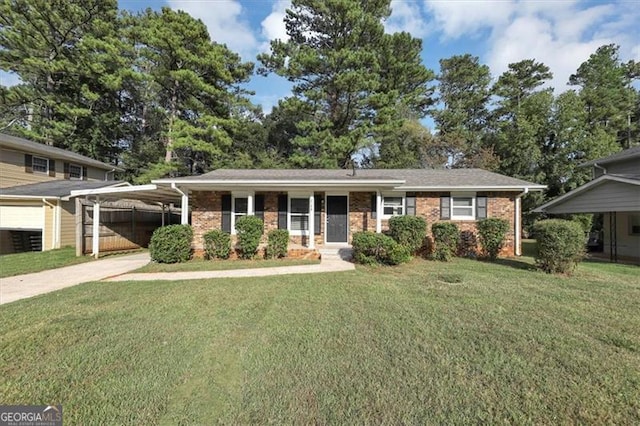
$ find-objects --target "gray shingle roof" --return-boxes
[580,145,640,167]
[0,133,123,171]
[0,180,126,198]
[156,168,544,189]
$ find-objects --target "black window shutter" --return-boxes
[255,194,265,232]
[48,159,56,177]
[25,154,33,173]
[440,196,451,220]
[370,194,377,219]
[82,166,88,180]
[314,194,321,235]
[406,195,416,216]
[277,194,288,230]
[63,162,70,179]
[476,196,487,219]
[221,194,231,233]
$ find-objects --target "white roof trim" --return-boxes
[534,175,640,212]
[398,185,546,191]
[153,179,406,186]
[0,194,60,200]
[69,184,158,197]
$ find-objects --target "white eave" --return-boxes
[398,184,547,192]
[69,183,182,204]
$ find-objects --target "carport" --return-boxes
[69,184,186,258]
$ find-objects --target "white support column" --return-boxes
[92,198,100,259]
[308,193,315,249]
[181,193,189,224]
[376,190,382,233]
[247,192,254,216]
[514,196,521,256]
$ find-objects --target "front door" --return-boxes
[326,195,348,243]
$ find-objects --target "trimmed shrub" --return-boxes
[388,215,427,254]
[431,222,459,261]
[149,224,193,263]
[534,219,585,274]
[352,231,410,266]
[457,230,478,258]
[477,218,510,261]
[266,229,289,259]
[234,216,264,259]
[203,230,231,260]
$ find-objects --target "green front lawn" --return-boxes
[135,257,320,273]
[1,257,639,424]
[0,246,91,278]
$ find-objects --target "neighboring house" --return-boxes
[535,146,640,263]
[0,133,124,254]
[146,168,544,257]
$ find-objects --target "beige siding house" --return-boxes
[535,146,640,263]
[0,133,123,254]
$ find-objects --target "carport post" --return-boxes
[171,184,189,225]
[376,190,382,233]
[92,198,100,259]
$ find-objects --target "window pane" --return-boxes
[69,164,82,179]
[234,198,248,214]
[383,206,403,215]
[291,215,309,230]
[291,198,309,214]
[33,157,48,173]
[383,197,403,216]
[453,207,473,217]
[384,197,403,206]
[452,197,473,207]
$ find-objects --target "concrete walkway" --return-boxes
[0,252,150,305]
[106,256,355,282]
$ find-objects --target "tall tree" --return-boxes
[121,8,254,181]
[258,0,434,168]
[0,0,126,162]
[374,119,447,169]
[433,54,494,168]
[569,44,639,149]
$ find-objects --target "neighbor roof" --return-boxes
[580,145,640,167]
[154,168,545,191]
[0,180,128,199]
[0,132,124,172]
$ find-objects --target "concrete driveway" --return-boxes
[0,252,150,305]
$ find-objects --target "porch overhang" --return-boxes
[68,184,182,205]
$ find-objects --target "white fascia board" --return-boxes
[69,184,158,198]
[0,195,59,200]
[397,185,547,191]
[154,179,405,186]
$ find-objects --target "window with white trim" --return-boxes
[630,215,640,236]
[69,163,83,180]
[381,194,405,218]
[32,156,48,174]
[289,197,310,233]
[451,195,475,220]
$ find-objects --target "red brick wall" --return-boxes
[191,190,518,256]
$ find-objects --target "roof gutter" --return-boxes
[0,194,60,200]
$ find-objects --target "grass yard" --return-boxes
[135,257,320,273]
[1,257,639,424]
[0,246,91,278]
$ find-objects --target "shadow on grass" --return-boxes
[491,258,537,272]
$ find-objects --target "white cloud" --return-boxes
[385,0,430,37]
[259,0,290,53]
[425,0,515,39]
[424,0,639,91]
[168,0,259,60]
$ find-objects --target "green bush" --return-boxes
[477,218,510,261]
[149,224,193,263]
[388,215,427,254]
[534,219,585,274]
[234,216,264,259]
[203,230,231,260]
[352,231,410,266]
[431,222,459,261]
[266,229,289,259]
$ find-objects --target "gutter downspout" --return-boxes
[593,162,607,179]
[43,198,60,250]
[514,188,529,256]
[171,183,189,224]
[104,168,116,181]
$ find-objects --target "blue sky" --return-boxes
[3,0,639,125]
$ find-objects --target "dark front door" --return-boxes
[326,195,348,243]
